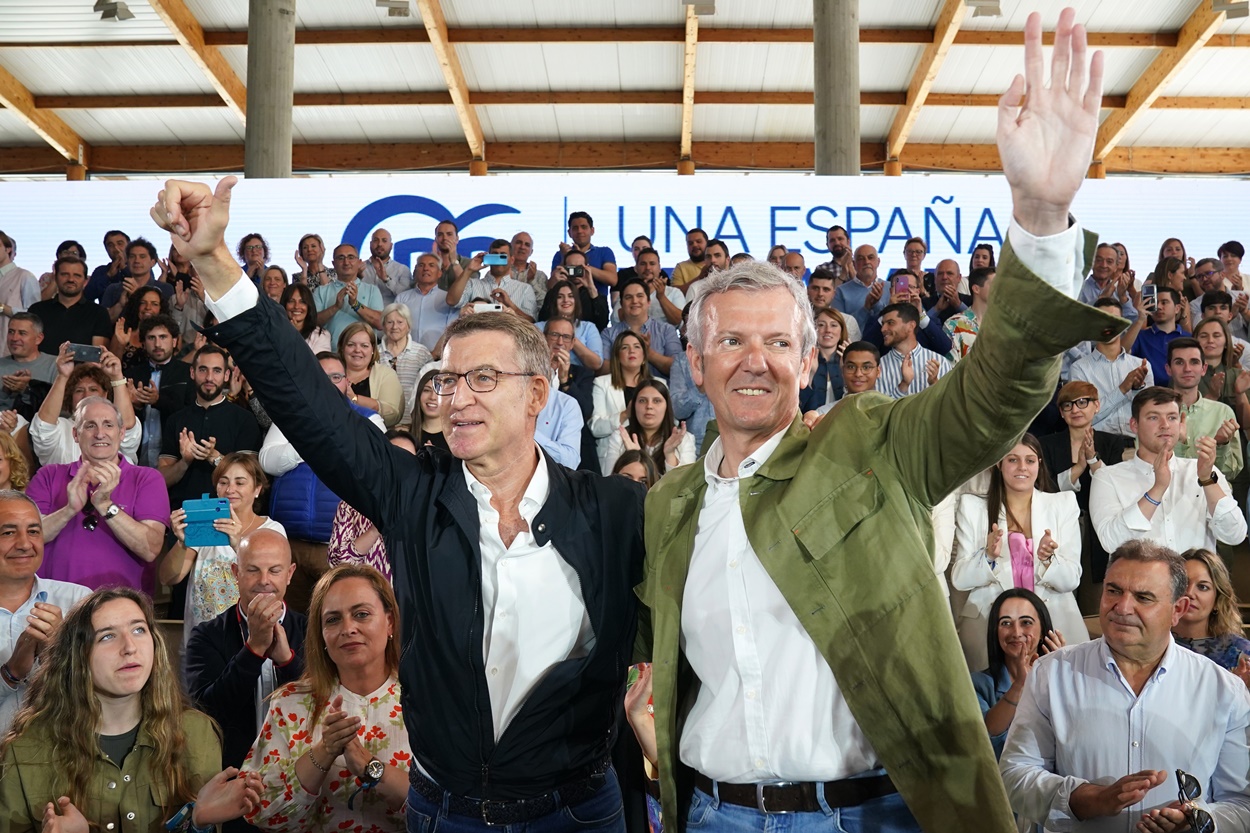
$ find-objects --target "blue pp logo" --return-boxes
[341,195,521,267]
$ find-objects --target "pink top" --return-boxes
[1007,532,1035,593]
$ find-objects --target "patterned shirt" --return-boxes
[245,678,411,833]
[327,502,391,582]
[943,309,981,362]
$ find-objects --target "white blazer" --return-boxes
[590,375,627,440]
[951,489,1088,671]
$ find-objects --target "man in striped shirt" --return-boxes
[876,303,952,399]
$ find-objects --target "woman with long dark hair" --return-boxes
[536,279,605,370]
[280,282,332,354]
[599,379,693,476]
[952,434,1087,670]
[971,588,1063,757]
[0,587,260,831]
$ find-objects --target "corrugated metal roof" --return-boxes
[0,0,1246,173]
[56,106,244,144]
[0,0,175,43]
[0,45,218,95]
[459,43,683,91]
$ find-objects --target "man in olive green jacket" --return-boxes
[634,10,1123,833]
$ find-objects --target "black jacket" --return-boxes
[185,603,308,769]
[212,297,645,800]
[124,358,195,422]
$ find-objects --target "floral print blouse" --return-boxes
[243,677,410,833]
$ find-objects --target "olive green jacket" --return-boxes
[635,234,1122,833]
[0,710,220,832]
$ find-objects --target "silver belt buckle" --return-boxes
[756,781,800,814]
[480,799,506,826]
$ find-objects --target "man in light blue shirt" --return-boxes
[0,491,90,734]
[833,244,888,332]
[312,244,384,346]
[397,253,457,352]
[534,383,583,469]
[1001,540,1250,833]
[1077,243,1137,322]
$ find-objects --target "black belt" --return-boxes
[695,772,897,813]
[409,764,612,826]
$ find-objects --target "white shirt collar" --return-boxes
[463,444,550,523]
[703,425,789,484]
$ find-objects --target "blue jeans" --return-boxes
[686,783,921,833]
[406,769,625,833]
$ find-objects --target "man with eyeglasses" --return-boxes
[812,341,882,419]
[150,176,647,832]
[1189,259,1226,327]
[312,244,383,345]
[28,396,169,594]
[531,320,585,470]
[545,317,596,472]
[1001,539,1250,833]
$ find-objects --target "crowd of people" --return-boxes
[0,10,1247,833]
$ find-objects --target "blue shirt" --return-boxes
[668,352,713,451]
[313,279,384,346]
[833,279,888,331]
[100,272,175,311]
[0,576,91,734]
[1000,637,1250,833]
[550,244,617,295]
[396,285,456,352]
[1077,276,1138,321]
[600,319,682,381]
[534,319,606,367]
[534,387,583,469]
[971,665,1012,759]
[1130,324,1188,386]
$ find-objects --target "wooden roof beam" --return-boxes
[680,6,699,165]
[27,90,1146,109]
[147,0,246,123]
[0,62,89,166]
[886,0,966,164]
[1094,0,1226,161]
[0,141,1245,176]
[415,0,485,161]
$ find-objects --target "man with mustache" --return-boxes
[1001,539,1250,831]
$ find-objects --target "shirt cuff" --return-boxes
[204,277,261,323]
[1007,218,1085,300]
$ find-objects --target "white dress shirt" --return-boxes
[258,412,385,477]
[454,274,538,319]
[463,447,592,740]
[1089,454,1246,554]
[0,576,90,734]
[30,414,142,466]
[1000,637,1250,833]
[1069,348,1152,437]
[680,429,879,781]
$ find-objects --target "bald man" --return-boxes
[186,527,307,827]
[365,227,413,305]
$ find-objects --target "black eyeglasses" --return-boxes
[432,368,536,395]
[83,503,99,531]
[1196,270,1219,280]
[1177,770,1215,833]
[1059,397,1096,411]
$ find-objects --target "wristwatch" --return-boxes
[1199,471,1220,487]
[102,503,122,521]
[348,758,385,809]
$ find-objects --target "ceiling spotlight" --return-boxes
[1214,0,1250,19]
[94,0,135,20]
[376,0,411,17]
[965,0,1002,17]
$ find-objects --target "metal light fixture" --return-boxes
[376,0,411,17]
[1214,0,1250,19]
[682,0,715,16]
[965,0,1002,17]
[93,0,135,20]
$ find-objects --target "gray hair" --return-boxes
[382,302,412,328]
[685,260,817,356]
[0,489,38,514]
[73,395,122,431]
[441,311,551,378]
[1107,539,1188,602]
